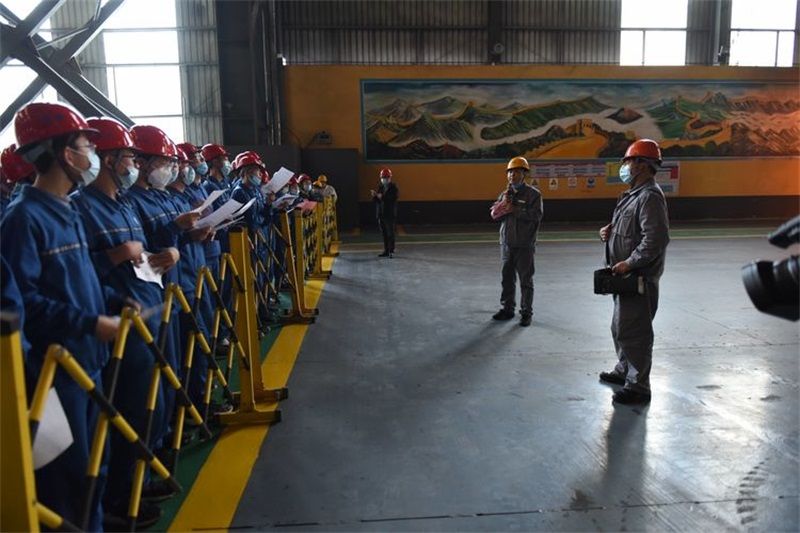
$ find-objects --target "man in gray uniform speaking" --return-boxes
[491,156,543,327]
[598,139,670,405]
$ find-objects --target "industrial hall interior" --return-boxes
[0,0,798,531]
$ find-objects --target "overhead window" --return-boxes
[103,0,184,141]
[729,0,797,66]
[620,0,688,66]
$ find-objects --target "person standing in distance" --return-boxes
[371,167,398,258]
[492,156,543,327]
[598,139,670,405]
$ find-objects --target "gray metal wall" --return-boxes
[177,0,224,145]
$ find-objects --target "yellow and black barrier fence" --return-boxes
[296,204,331,281]
[320,195,340,257]
[217,227,287,425]
[278,211,318,323]
[32,345,182,532]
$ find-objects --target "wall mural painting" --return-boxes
[362,80,800,161]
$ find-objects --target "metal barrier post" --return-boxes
[0,313,38,532]
[217,228,285,426]
[281,211,317,322]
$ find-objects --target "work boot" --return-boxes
[142,480,178,502]
[378,251,390,257]
[492,308,515,320]
[599,371,626,386]
[612,388,651,405]
[519,315,532,327]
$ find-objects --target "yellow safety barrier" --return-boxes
[27,342,182,531]
[0,313,38,532]
[278,212,318,323]
[217,227,286,426]
[321,195,340,257]
[306,205,333,281]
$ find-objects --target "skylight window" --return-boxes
[620,0,688,66]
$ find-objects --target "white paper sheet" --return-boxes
[133,251,164,288]
[213,216,245,232]
[265,167,295,194]
[231,197,257,218]
[189,189,224,214]
[272,194,299,211]
[196,198,243,229]
[33,388,74,470]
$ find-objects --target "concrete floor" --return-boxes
[232,236,799,531]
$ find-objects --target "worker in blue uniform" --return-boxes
[71,117,170,527]
[167,149,215,410]
[1,102,121,531]
[126,125,199,445]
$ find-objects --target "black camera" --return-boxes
[741,216,799,321]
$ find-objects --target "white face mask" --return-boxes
[380,178,389,185]
[68,147,100,186]
[289,186,299,195]
[148,165,173,189]
[619,162,634,184]
[221,162,232,178]
[303,183,312,191]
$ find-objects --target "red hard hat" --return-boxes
[201,143,228,162]
[176,142,200,156]
[14,102,97,153]
[379,167,392,179]
[288,175,299,186]
[1,144,36,183]
[623,139,662,164]
[176,145,193,162]
[130,125,179,158]
[86,117,136,152]
[260,169,271,184]
[297,173,312,183]
[233,151,263,171]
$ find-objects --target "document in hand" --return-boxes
[265,167,295,194]
[134,251,164,288]
[196,198,243,228]
[189,189,225,214]
[272,194,299,210]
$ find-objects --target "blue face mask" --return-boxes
[117,165,138,190]
[181,166,196,186]
[511,182,523,190]
[619,163,633,184]
[196,162,209,176]
[248,175,261,187]
[221,162,232,178]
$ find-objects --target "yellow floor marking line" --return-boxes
[169,253,335,531]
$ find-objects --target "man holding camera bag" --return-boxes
[598,139,670,405]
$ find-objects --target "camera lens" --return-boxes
[742,255,799,321]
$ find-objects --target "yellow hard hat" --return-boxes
[507,156,530,171]
[317,174,328,183]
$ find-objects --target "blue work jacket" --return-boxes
[0,186,109,376]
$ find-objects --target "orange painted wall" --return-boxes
[284,65,800,202]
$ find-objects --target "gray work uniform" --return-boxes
[607,177,670,393]
[498,184,543,317]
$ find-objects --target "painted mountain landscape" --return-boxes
[362,80,800,161]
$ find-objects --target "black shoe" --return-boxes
[519,315,532,327]
[612,388,651,405]
[142,479,178,502]
[388,253,393,258]
[104,500,162,531]
[599,371,626,386]
[492,309,515,320]
[378,252,390,257]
